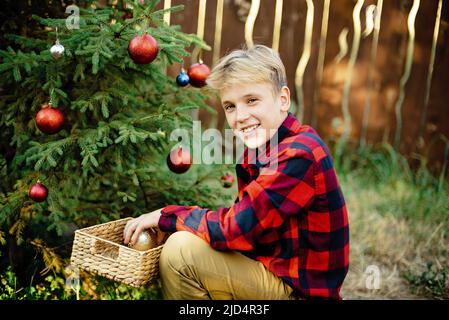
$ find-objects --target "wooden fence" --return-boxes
[159,0,449,169]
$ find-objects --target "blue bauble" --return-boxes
[176,72,190,87]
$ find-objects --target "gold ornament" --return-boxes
[128,230,157,251]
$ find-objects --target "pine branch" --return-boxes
[0,230,6,246]
[8,218,25,245]
[22,137,75,171]
[30,238,63,275]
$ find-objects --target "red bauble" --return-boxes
[221,173,234,188]
[128,33,159,65]
[29,182,48,202]
[36,104,64,134]
[187,62,210,88]
[167,147,192,174]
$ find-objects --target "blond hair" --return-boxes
[206,45,287,94]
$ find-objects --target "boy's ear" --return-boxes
[279,86,291,112]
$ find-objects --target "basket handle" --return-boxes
[90,238,120,263]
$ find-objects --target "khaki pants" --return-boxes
[159,231,294,300]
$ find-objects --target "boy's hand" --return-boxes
[123,208,163,246]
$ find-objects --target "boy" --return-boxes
[123,45,349,300]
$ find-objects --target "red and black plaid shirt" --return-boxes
[159,113,349,299]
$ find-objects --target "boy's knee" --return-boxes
[159,231,206,271]
[159,231,214,299]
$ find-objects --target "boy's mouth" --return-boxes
[239,124,260,134]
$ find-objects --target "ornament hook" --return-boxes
[55,26,60,44]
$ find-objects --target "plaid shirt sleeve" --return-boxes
[158,147,315,251]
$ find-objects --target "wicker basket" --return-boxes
[70,217,163,288]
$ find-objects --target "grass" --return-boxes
[405,262,448,299]
[338,144,449,299]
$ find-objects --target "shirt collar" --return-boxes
[238,112,301,169]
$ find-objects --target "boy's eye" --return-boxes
[224,104,235,112]
[247,98,258,104]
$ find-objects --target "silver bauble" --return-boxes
[50,42,65,59]
[128,231,157,251]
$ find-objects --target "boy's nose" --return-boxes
[235,106,251,123]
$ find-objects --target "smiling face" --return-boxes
[220,82,291,149]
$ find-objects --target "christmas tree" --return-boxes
[0,0,232,294]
